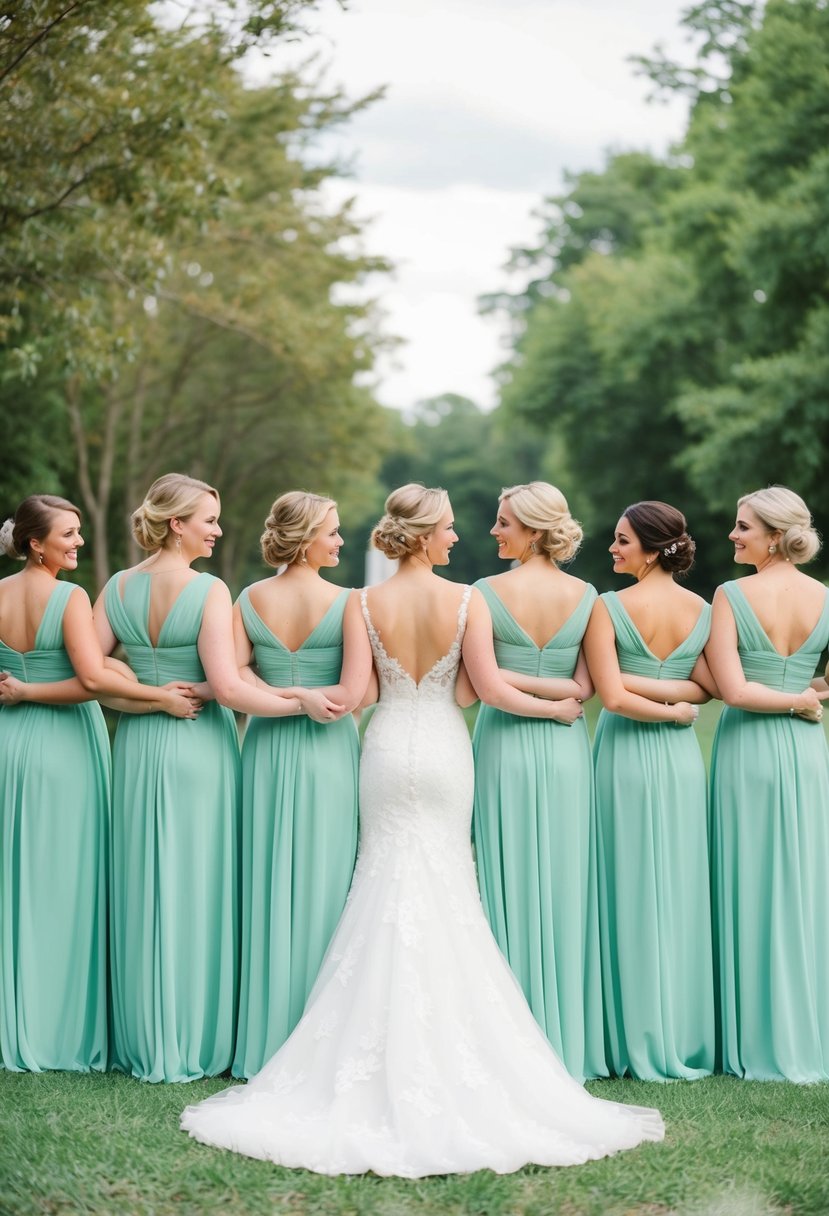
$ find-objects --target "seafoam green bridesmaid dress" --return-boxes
[472,580,606,1082]
[0,581,110,1072]
[710,580,829,1081]
[592,591,714,1080]
[232,587,358,1079]
[104,571,241,1082]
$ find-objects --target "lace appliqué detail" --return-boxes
[360,585,472,697]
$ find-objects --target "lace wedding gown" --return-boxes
[181,587,664,1176]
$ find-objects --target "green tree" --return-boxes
[1,1,392,591]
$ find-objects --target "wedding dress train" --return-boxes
[181,587,664,1176]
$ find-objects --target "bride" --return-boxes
[181,484,664,1177]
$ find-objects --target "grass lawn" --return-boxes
[6,704,829,1215]
[1,1070,828,1216]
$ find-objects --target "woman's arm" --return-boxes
[313,591,374,714]
[583,599,698,724]
[455,659,479,708]
[707,589,824,718]
[197,581,346,721]
[0,590,199,717]
[462,592,583,723]
[621,652,717,705]
[499,649,594,702]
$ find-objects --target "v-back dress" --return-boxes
[232,587,358,1079]
[710,580,829,1081]
[104,571,241,1082]
[181,586,663,1176]
[0,581,110,1072]
[592,592,715,1080]
[472,580,605,1081]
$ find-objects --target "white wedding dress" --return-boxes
[181,588,664,1176]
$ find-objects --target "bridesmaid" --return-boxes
[583,500,716,1080]
[0,495,197,1073]
[470,482,602,1081]
[232,492,361,1078]
[707,486,829,1081]
[95,473,343,1082]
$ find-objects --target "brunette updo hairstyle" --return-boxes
[500,481,583,563]
[0,494,82,560]
[623,500,696,576]
[371,484,450,560]
[738,485,821,565]
[260,491,336,568]
[131,473,219,552]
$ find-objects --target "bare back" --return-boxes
[617,579,707,662]
[364,573,467,684]
[246,574,343,652]
[117,566,202,648]
[486,565,588,648]
[731,569,827,657]
[0,572,65,653]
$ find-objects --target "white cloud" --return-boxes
[249,0,693,408]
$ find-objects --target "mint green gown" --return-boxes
[710,581,829,1081]
[104,571,241,1082]
[232,588,359,1079]
[0,581,110,1072]
[592,592,714,1080]
[471,580,606,1082]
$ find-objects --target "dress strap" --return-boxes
[455,585,473,644]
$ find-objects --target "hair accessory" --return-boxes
[663,542,679,556]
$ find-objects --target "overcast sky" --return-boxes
[256,0,694,411]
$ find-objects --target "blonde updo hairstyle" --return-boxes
[0,494,82,560]
[739,485,821,565]
[260,491,336,568]
[500,481,583,563]
[372,483,450,560]
[131,473,220,552]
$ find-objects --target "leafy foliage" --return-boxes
[0,0,390,591]
[493,0,829,591]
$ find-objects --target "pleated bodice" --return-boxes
[103,571,215,684]
[476,580,596,678]
[239,587,348,688]
[601,591,711,679]
[0,580,76,682]
[722,579,829,691]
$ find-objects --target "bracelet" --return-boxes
[790,706,795,717]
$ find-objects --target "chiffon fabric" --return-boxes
[181,586,664,1176]
[709,580,829,1081]
[232,587,358,1079]
[592,592,715,1080]
[0,581,110,1072]
[472,580,606,1081]
[104,571,241,1082]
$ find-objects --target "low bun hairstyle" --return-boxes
[1,494,82,560]
[500,481,582,564]
[371,484,449,560]
[623,501,696,576]
[131,473,219,552]
[738,485,821,565]
[260,491,336,568]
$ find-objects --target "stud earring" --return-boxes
[768,543,777,555]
